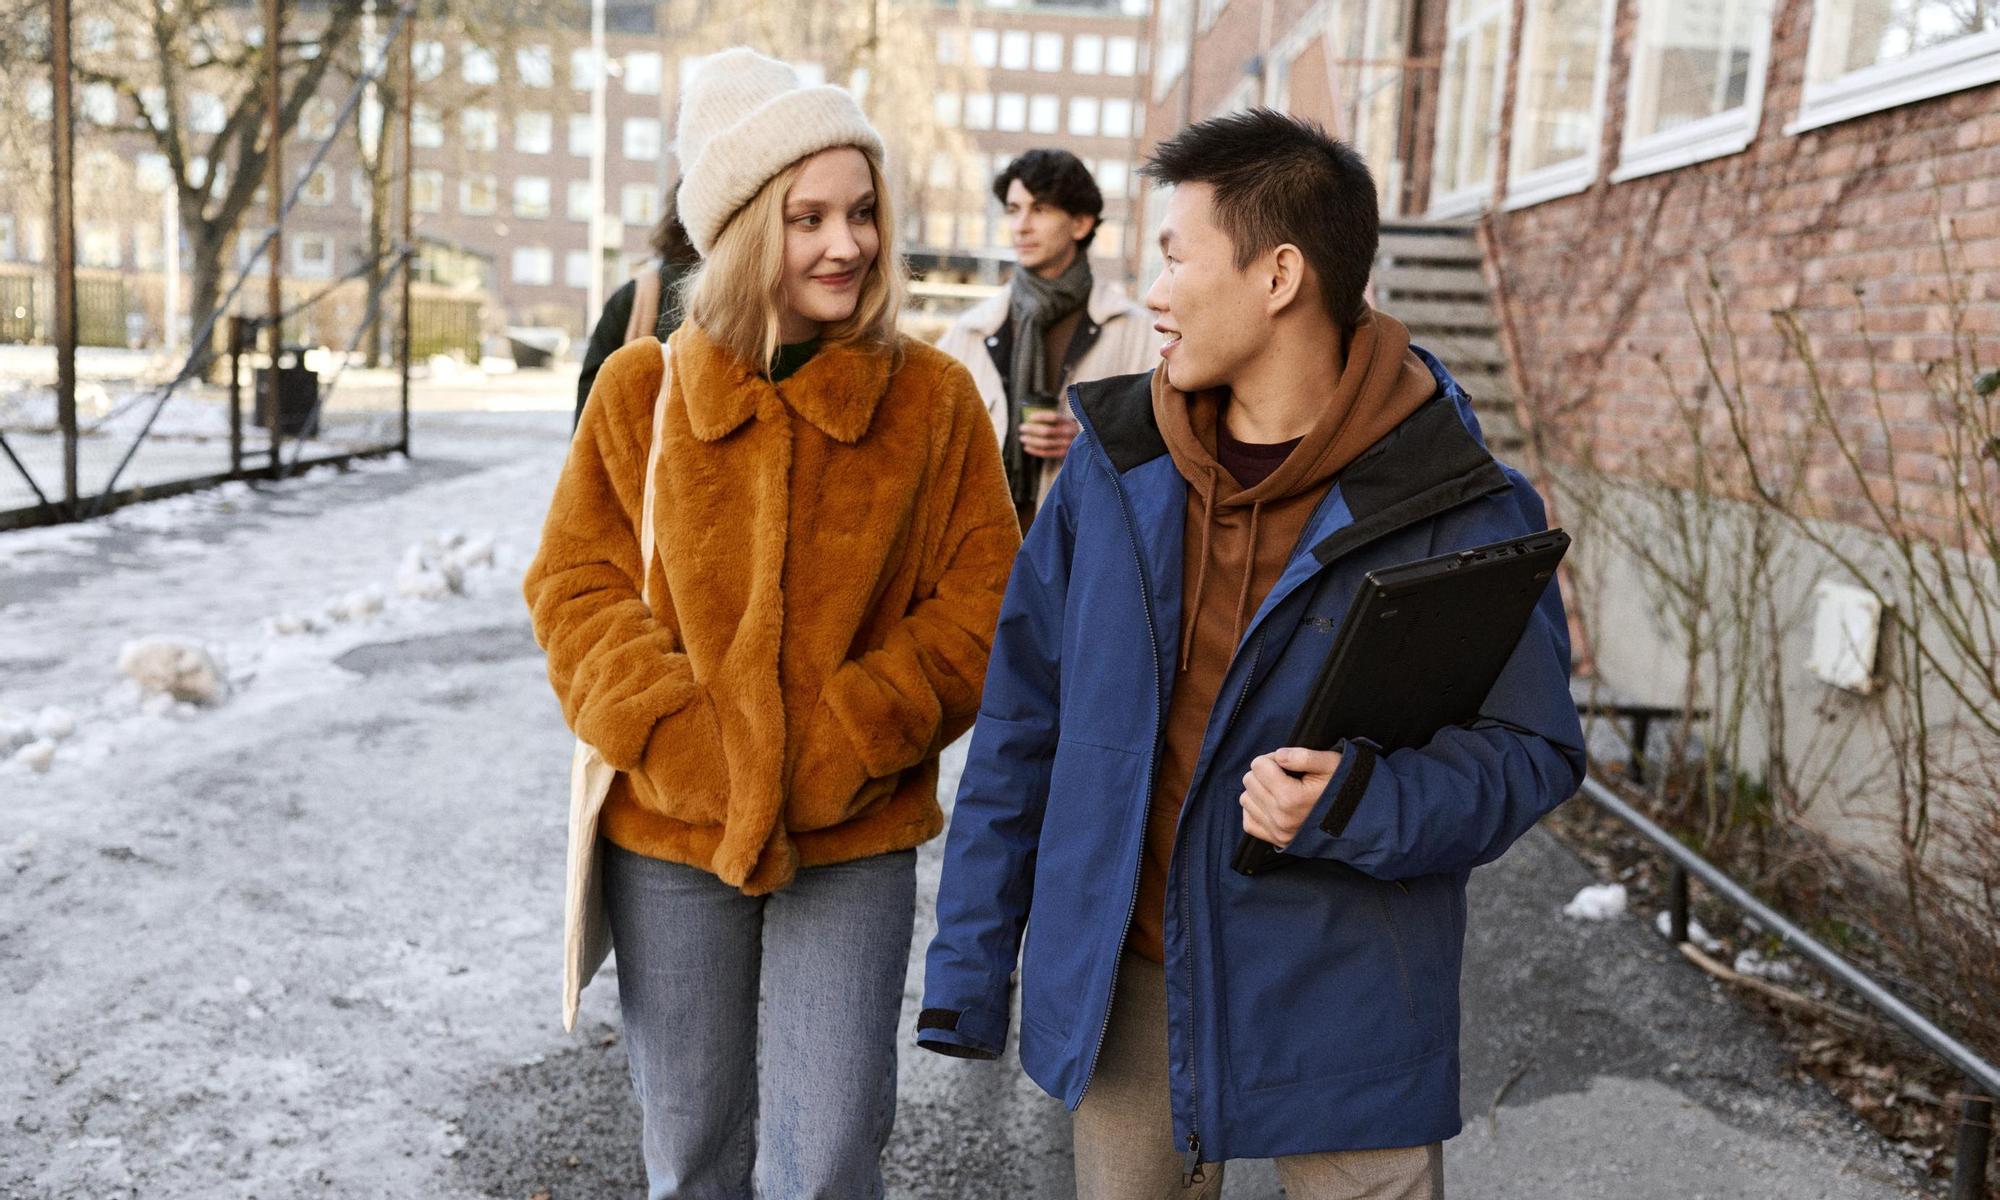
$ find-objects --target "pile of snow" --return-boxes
[117,638,229,706]
[1653,910,1726,953]
[3,705,78,774]
[1562,882,1628,921]
[1732,948,1798,982]
[395,531,494,601]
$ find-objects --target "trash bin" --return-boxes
[254,346,320,439]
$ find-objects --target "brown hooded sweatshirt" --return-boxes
[1127,309,1439,963]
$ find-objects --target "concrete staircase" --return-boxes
[1371,222,1526,456]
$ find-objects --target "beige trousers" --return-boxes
[1072,953,1445,1200]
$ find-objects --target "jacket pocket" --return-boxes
[1218,863,1447,1089]
[786,693,889,832]
[1021,739,1143,1050]
[630,688,733,827]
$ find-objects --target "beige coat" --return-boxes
[935,276,1155,503]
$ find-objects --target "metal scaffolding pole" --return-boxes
[51,0,79,514]
[264,0,286,479]
[399,3,414,455]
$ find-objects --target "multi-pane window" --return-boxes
[1508,0,1613,197]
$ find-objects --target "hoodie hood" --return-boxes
[1150,307,1439,669]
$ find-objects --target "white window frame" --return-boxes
[565,249,594,289]
[1790,14,2000,133]
[1503,0,1618,209]
[568,114,594,157]
[623,117,662,161]
[1428,0,1513,218]
[460,174,498,216]
[301,163,336,206]
[1074,34,1105,73]
[570,48,598,90]
[997,92,1028,131]
[1033,32,1065,71]
[1028,94,1061,133]
[971,28,1000,68]
[461,108,498,152]
[1612,0,1775,182]
[462,46,499,86]
[412,169,443,214]
[624,52,663,95]
[1108,35,1141,78]
[513,176,552,219]
[621,183,658,226]
[1101,97,1134,139]
[516,44,553,88]
[514,111,553,155]
[412,103,443,148]
[1199,0,1232,33]
[1069,95,1101,136]
[291,234,334,279]
[1156,0,1196,99]
[511,246,553,286]
[965,92,995,130]
[1001,30,1032,70]
[413,40,445,82]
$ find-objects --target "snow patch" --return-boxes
[1732,949,1798,982]
[1654,910,1726,953]
[117,638,229,705]
[13,738,58,773]
[1562,882,1628,921]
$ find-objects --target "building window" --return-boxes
[413,104,443,148]
[351,169,370,210]
[935,92,962,127]
[971,28,1000,68]
[1616,0,1773,178]
[1507,0,1614,207]
[1346,0,1413,213]
[515,111,554,154]
[135,153,173,194]
[298,96,335,141]
[1108,34,1140,78]
[928,150,957,190]
[292,234,334,280]
[625,52,663,95]
[569,114,594,156]
[924,211,955,248]
[570,48,597,90]
[1074,34,1105,73]
[189,91,226,134]
[965,92,995,130]
[1069,95,1101,136]
[513,176,552,219]
[413,40,445,82]
[511,246,553,285]
[463,46,499,86]
[517,44,553,88]
[1430,0,1511,213]
[1095,158,1129,199]
[460,174,497,215]
[0,215,17,261]
[301,164,335,206]
[996,92,1027,131]
[567,180,593,221]
[1200,0,1231,32]
[565,249,595,289]
[1795,0,2000,130]
[81,83,118,126]
[623,117,662,161]
[1095,218,1124,259]
[461,108,498,151]
[80,221,123,269]
[412,169,443,213]
[1029,94,1060,134]
[621,184,659,226]
[1101,97,1134,139]
[1033,32,1064,71]
[1001,30,1032,70]
[937,28,964,65]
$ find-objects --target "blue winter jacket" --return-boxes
[919,352,1587,1163]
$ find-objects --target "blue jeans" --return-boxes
[602,842,918,1200]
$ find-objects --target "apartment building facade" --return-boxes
[911,0,1153,288]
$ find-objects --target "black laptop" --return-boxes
[1231,528,1571,876]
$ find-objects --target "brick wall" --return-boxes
[1483,0,1999,541]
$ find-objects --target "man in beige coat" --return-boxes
[937,149,1154,527]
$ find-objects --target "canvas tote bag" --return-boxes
[562,338,673,1032]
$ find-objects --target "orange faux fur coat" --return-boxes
[523,322,1021,894]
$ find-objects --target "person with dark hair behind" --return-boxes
[922,109,1584,1199]
[574,194,701,428]
[937,148,1152,528]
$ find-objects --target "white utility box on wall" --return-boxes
[1806,580,1885,695]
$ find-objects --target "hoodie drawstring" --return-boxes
[1179,470,1219,673]
[1231,500,1262,652]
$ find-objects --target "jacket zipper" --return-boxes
[1073,394,1167,1111]
[1175,628,1261,1186]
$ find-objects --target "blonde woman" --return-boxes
[523,49,1020,1198]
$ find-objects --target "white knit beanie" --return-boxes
[673,48,887,257]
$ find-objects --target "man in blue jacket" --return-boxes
[919,109,1586,1199]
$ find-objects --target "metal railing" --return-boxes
[1578,707,1996,1200]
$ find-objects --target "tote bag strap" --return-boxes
[637,337,673,609]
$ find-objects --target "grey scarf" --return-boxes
[1002,256,1093,510]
